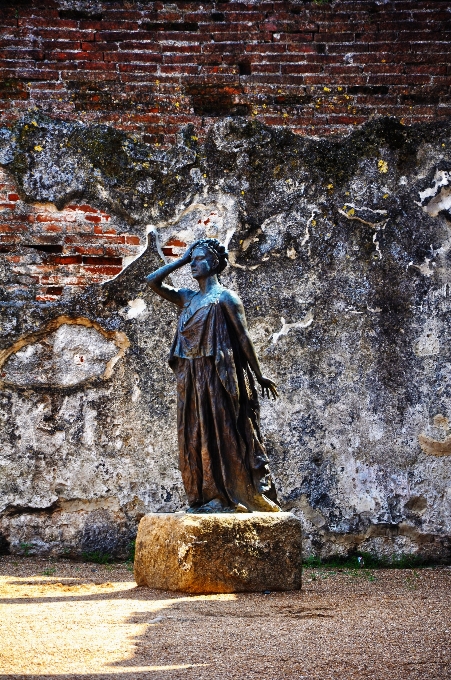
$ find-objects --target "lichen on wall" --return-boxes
[1,114,451,560]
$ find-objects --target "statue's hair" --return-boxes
[192,238,228,274]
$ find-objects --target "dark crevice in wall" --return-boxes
[186,85,250,117]
[26,244,64,254]
[0,533,10,555]
[4,500,60,517]
[238,63,252,76]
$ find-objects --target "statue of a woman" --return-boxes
[146,238,280,513]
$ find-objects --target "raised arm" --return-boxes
[220,290,279,400]
[146,245,193,308]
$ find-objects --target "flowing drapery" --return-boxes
[168,291,278,511]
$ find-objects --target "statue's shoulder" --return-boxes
[218,288,243,309]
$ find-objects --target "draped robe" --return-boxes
[168,288,279,511]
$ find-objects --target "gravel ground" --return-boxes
[0,556,450,680]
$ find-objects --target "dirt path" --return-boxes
[0,556,450,680]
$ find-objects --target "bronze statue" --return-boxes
[146,238,280,513]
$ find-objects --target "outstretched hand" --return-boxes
[258,376,279,400]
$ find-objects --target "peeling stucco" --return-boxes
[272,311,314,344]
[418,433,451,457]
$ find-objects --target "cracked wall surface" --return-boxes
[1,114,451,560]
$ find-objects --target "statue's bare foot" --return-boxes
[188,499,249,514]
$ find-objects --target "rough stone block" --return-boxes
[134,512,302,594]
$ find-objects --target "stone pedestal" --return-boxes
[134,512,302,594]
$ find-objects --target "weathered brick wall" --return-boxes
[1,0,450,146]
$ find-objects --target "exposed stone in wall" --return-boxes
[0,0,450,145]
[1,114,451,560]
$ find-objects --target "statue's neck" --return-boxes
[197,274,220,295]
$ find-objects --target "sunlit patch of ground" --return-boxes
[0,556,450,680]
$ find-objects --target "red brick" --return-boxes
[66,204,101,213]
[35,214,59,223]
[34,29,96,41]
[102,9,143,20]
[105,51,162,63]
[93,224,109,234]
[42,40,82,51]
[0,223,26,233]
[281,64,322,75]
[48,255,83,265]
[18,17,78,29]
[72,246,104,255]
[98,31,153,42]
[83,265,122,275]
[0,235,21,243]
[117,63,160,74]
[0,49,45,61]
[44,224,64,233]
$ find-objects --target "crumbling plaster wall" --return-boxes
[1,114,451,559]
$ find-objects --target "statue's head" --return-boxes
[190,238,228,279]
